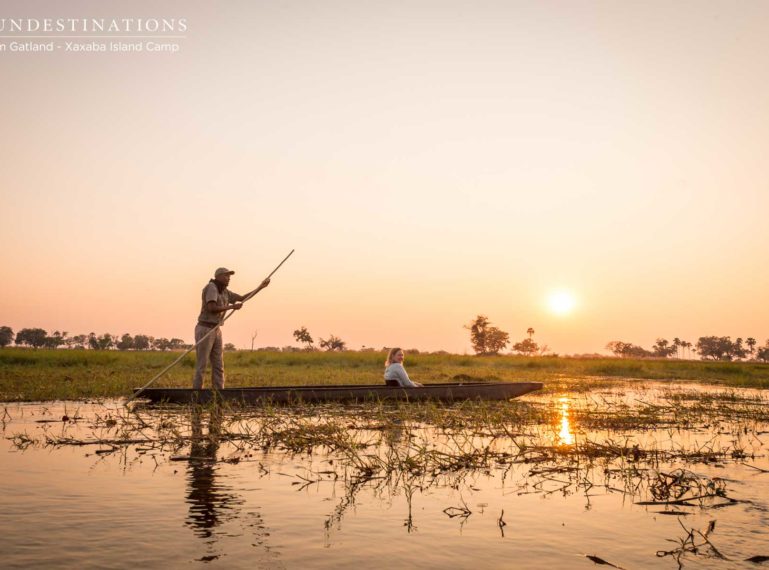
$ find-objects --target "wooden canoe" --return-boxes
[133,382,543,404]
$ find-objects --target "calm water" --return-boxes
[2,383,769,569]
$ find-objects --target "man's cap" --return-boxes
[215,267,235,277]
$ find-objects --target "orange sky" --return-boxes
[2,1,768,354]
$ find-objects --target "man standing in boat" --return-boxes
[193,267,270,390]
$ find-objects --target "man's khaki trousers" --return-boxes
[193,324,225,390]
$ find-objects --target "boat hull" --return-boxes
[133,382,543,404]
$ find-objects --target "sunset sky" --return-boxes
[2,0,768,354]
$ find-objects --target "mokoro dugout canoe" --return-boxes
[134,382,543,404]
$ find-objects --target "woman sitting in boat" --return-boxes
[384,347,423,387]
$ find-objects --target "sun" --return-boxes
[548,290,576,316]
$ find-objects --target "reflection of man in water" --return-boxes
[186,407,239,538]
[184,409,280,566]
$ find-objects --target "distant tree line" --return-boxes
[463,316,549,356]
[289,318,548,357]
[288,327,433,355]
[6,323,765,361]
[0,326,191,351]
[606,336,769,362]
[291,327,347,352]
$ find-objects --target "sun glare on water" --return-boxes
[548,290,576,316]
[558,397,575,446]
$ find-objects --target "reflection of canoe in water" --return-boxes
[134,382,543,404]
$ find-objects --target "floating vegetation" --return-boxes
[8,390,765,500]
[585,554,627,569]
[4,383,769,568]
[656,519,728,568]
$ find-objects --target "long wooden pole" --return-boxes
[128,249,294,403]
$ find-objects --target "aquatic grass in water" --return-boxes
[3,383,769,568]
[9,385,768,481]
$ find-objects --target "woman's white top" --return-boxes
[384,363,419,387]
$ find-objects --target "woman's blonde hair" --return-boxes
[385,347,402,367]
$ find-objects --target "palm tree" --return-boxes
[747,337,757,358]
[673,338,682,359]
[735,337,746,360]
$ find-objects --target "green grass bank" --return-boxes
[1,348,769,401]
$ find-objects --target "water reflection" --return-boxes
[185,408,243,539]
[557,397,575,445]
[3,386,769,569]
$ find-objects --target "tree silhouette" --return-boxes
[696,336,737,361]
[757,341,769,363]
[486,328,511,354]
[42,331,66,349]
[605,341,652,358]
[95,333,115,350]
[117,334,134,350]
[652,338,676,358]
[16,328,48,349]
[0,326,14,347]
[465,315,509,355]
[69,334,88,349]
[319,334,346,351]
[293,327,314,350]
[512,338,538,355]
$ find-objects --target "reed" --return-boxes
[2,347,769,401]
[7,381,768,567]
